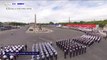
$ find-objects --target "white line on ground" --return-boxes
[39,37,51,42]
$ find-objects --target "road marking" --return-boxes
[39,37,51,42]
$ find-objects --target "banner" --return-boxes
[66,24,96,28]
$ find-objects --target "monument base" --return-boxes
[26,26,53,33]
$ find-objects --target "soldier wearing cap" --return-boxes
[0,48,3,60]
[97,37,101,43]
[84,46,87,53]
[2,55,8,60]
[72,45,76,56]
[81,46,84,54]
[41,54,45,60]
[64,49,67,59]
[36,55,40,60]
[54,51,57,60]
[75,46,78,56]
[25,44,27,51]
[46,53,49,60]
[66,47,69,55]
[78,46,82,55]
[69,49,72,58]
[10,55,16,60]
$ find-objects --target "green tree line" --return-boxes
[0,22,27,26]
[58,19,107,28]
[9,22,27,26]
[73,20,107,28]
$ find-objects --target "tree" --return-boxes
[49,21,54,24]
[0,22,3,26]
[9,22,27,26]
[73,22,78,24]
[99,23,105,29]
[79,21,85,24]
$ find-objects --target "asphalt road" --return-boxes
[0,25,107,60]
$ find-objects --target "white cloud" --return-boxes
[0,0,107,23]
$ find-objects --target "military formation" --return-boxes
[56,39,87,59]
[56,31,102,59]
[0,45,27,60]
[32,42,57,60]
[73,34,101,47]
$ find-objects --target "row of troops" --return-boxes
[73,34,101,47]
[78,28,103,39]
[0,45,27,60]
[103,30,107,39]
[32,42,57,60]
[56,39,87,59]
[83,30,103,39]
[56,34,102,59]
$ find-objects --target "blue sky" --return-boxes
[0,0,107,23]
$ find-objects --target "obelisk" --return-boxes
[69,17,70,23]
[34,14,36,28]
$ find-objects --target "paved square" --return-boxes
[0,25,107,60]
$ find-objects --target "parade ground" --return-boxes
[0,25,107,60]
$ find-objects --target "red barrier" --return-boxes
[66,24,96,28]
